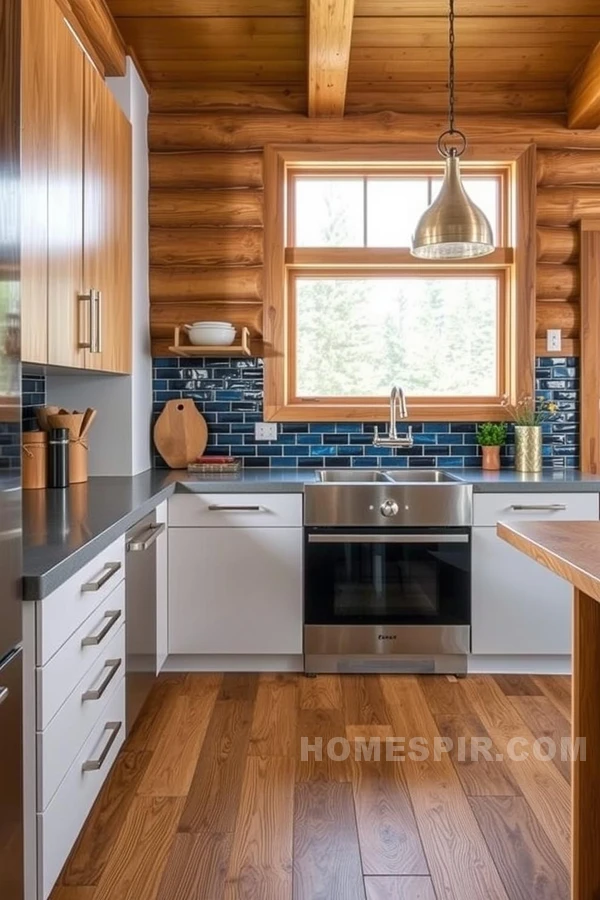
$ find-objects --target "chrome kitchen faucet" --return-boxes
[373,385,414,449]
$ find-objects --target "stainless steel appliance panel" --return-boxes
[304,482,472,528]
[0,649,24,900]
[125,513,163,733]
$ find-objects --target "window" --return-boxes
[264,145,535,422]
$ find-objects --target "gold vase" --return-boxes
[514,425,542,473]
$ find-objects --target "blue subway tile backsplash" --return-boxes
[152,357,580,471]
[0,369,47,470]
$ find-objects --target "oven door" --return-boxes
[305,527,471,627]
[304,527,471,674]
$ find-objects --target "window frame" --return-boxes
[263,143,536,422]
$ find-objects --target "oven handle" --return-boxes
[307,534,469,544]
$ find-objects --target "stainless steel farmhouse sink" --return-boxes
[315,470,392,483]
[314,469,462,484]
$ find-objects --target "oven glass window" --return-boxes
[305,531,470,626]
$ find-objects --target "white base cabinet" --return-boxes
[472,527,572,656]
[471,491,599,659]
[169,525,303,656]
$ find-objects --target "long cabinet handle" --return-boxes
[208,505,264,512]
[78,291,94,349]
[82,658,122,702]
[82,721,122,772]
[0,687,8,707]
[81,561,122,593]
[127,522,165,552]
[81,610,122,647]
[509,504,567,511]
[94,290,102,354]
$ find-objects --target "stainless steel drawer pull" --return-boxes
[509,504,567,511]
[127,522,166,552]
[82,658,122,701]
[81,610,122,647]
[81,561,122,592]
[94,290,102,354]
[82,721,121,772]
[208,505,264,512]
[308,533,469,544]
[0,687,8,707]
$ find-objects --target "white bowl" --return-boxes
[185,323,236,346]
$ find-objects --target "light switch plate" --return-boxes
[255,422,278,441]
[546,329,562,352]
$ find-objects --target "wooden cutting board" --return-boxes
[153,399,208,469]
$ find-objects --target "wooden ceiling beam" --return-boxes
[60,0,127,76]
[307,0,355,117]
[569,41,600,128]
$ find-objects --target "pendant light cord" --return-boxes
[437,0,465,157]
[448,0,455,135]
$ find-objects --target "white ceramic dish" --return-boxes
[184,323,236,346]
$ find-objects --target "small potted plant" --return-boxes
[502,395,558,473]
[476,422,507,471]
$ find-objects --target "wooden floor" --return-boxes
[51,673,573,900]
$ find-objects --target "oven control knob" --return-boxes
[380,499,399,518]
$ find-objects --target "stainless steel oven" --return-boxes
[304,474,472,674]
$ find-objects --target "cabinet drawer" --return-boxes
[37,623,125,811]
[37,535,125,665]
[37,581,125,731]
[37,681,125,900]
[473,492,598,527]
[168,493,303,528]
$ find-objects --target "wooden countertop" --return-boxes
[497,520,600,604]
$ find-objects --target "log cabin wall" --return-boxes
[148,107,600,361]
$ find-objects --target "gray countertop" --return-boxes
[23,467,600,601]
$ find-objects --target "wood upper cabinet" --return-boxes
[83,60,132,374]
[21,0,132,374]
[47,0,86,369]
[21,0,51,365]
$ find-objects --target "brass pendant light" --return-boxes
[411,0,494,260]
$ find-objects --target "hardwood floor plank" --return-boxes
[469,796,570,900]
[293,781,366,900]
[156,832,233,900]
[137,680,220,797]
[249,674,297,758]
[494,675,545,697]
[351,757,428,876]
[92,796,185,900]
[460,675,571,868]
[364,876,437,899]
[224,757,294,899]
[509,695,571,783]
[62,751,152,886]
[126,675,184,753]
[347,725,394,743]
[381,676,511,900]
[534,675,572,722]
[183,672,223,695]
[417,675,475,715]
[218,673,259,703]
[51,889,96,900]
[299,674,343,710]
[342,675,392,727]
[179,697,256,833]
[296,707,351,782]
[434,714,521,797]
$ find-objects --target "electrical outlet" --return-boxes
[255,422,278,441]
[547,329,562,352]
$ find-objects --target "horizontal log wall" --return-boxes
[536,148,600,355]
[149,104,600,357]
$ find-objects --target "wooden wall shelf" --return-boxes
[169,324,253,357]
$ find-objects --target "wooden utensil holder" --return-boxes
[22,431,48,490]
[69,438,89,484]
